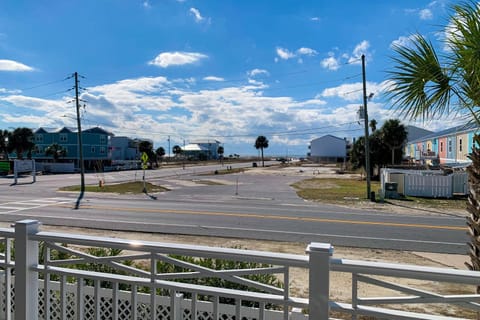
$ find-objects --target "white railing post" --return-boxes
[307,243,333,320]
[15,219,40,320]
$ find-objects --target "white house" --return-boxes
[183,140,221,160]
[110,136,140,161]
[309,135,347,163]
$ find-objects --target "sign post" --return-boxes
[13,160,36,185]
[141,152,148,193]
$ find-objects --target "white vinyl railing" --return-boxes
[1,220,480,319]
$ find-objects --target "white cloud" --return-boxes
[0,59,34,71]
[348,40,370,64]
[0,88,21,94]
[321,81,389,102]
[419,8,433,20]
[321,55,340,71]
[390,35,415,49]
[310,17,320,21]
[248,69,269,77]
[190,7,204,22]
[203,76,224,82]
[276,47,295,60]
[275,46,317,63]
[297,47,317,56]
[149,51,208,68]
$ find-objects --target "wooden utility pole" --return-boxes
[361,54,371,200]
[74,72,85,209]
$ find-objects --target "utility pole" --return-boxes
[168,135,171,160]
[362,54,371,200]
[74,72,85,209]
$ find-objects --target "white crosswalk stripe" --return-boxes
[0,197,75,213]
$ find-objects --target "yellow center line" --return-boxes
[58,204,467,231]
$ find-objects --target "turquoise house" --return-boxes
[32,127,112,169]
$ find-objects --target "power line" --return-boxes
[15,78,69,92]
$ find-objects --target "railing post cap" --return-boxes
[306,242,334,255]
[15,219,40,226]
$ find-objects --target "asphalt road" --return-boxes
[0,162,469,254]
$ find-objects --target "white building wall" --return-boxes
[110,137,139,161]
[310,135,346,158]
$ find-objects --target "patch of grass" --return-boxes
[292,178,380,203]
[292,177,467,210]
[59,181,169,194]
[386,196,467,210]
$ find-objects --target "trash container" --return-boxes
[252,162,257,167]
[370,191,376,202]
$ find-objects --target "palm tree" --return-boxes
[155,146,165,164]
[45,143,67,162]
[386,2,480,276]
[172,145,182,157]
[369,119,377,133]
[254,135,269,167]
[0,129,11,160]
[7,127,34,160]
[217,146,224,165]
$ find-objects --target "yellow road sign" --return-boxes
[141,152,148,163]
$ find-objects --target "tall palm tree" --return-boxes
[172,145,182,157]
[254,135,269,167]
[369,119,377,133]
[7,127,34,160]
[386,1,480,276]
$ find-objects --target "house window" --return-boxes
[100,135,106,144]
[60,134,67,142]
[91,147,96,153]
[440,142,443,153]
[459,138,463,152]
[448,140,452,152]
[35,135,43,143]
[100,147,106,154]
[35,146,43,154]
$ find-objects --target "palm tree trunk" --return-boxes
[261,148,264,167]
[466,134,480,294]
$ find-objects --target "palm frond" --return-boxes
[386,34,452,121]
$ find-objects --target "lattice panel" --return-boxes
[118,299,131,320]
[1,279,280,320]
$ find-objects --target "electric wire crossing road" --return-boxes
[0,198,75,214]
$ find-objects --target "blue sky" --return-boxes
[0,0,461,156]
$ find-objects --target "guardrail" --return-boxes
[1,220,479,319]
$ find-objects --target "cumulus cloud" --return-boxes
[149,52,208,68]
[348,40,370,64]
[203,76,224,82]
[419,8,433,20]
[0,59,34,71]
[321,55,340,71]
[276,47,295,60]
[297,47,317,56]
[321,80,391,102]
[190,8,204,22]
[275,46,317,63]
[390,35,415,49]
[248,69,269,77]
[2,71,400,155]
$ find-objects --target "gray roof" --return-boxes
[408,123,480,144]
